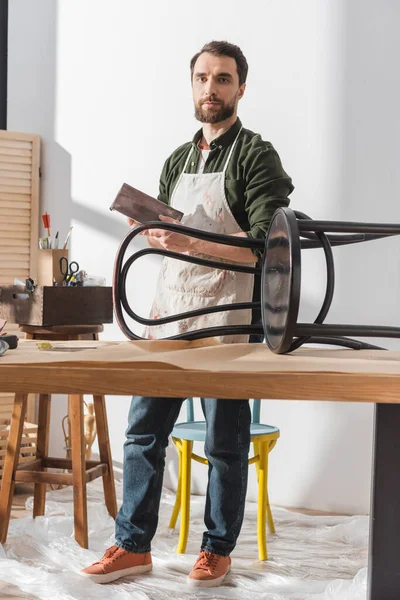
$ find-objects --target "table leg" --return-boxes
[368,403,400,599]
[69,394,88,548]
[33,394,51,517]
[92,395,117,518]
[0,393,28,543]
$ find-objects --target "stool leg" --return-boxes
[266,489,275,534]
[92,395,117,519]
[0,393,28,543]
[33,394,51,517]
[24,332,38,423]
[266,441,275,534]
[177,439,192,554]
[169,440,182,529]
[69,394,88,548]
[257,440,268,561]
[253,439,260,479]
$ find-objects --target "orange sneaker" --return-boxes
[80,545,152,584]
[188,550,231,587]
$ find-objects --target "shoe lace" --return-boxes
[100,545,122,564]
[195,551,219,571]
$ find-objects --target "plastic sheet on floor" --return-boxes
[0,480,368,600]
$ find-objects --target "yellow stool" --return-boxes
[168,399,279,561]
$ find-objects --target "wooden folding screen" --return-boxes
[0,131,40,421]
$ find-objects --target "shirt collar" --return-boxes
[192,118,242,150]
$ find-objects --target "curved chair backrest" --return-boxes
[186,398,261,424]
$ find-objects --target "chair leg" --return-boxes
[33,394,51,517]
[177,439,192,554]
[266,442,275,535]
[92,395,117,519]
[169,440,182,529]
[69,394,88,548]
[257,440,268,561]
[253,439,260,480]
[266,440,276,534]
[266,490,275,534]
[0,394,28,543]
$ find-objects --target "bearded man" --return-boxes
[82,40,293,588]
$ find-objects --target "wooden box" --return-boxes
[0,420,38,479]
[0,286,113,326]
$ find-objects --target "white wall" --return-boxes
[7,0,400,513]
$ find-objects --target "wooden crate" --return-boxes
[0,285,113,326]
[0,419,38,479]
[0,393,14,420]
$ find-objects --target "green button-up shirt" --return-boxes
[158,117,294,259]
[157,117,294,325]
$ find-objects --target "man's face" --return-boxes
[192,53,245,124]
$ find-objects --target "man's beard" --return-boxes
[194,95,236,124]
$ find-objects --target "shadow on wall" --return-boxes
[72,199,130,241]
[335,0,400,327]
[296,0,400,513]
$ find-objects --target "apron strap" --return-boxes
[171,127,243,204]
[222,127,243,173]
[180,126,242,177]
[182,146,194,173]
[171,146,195,200]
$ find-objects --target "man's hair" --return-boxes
[190,41,248,86]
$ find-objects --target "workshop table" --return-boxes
[0,338,399,600]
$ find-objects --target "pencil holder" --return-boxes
[37,249,69,286]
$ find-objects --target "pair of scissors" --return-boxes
[59,256,80,285]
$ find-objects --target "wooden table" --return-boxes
[0,339,400,600]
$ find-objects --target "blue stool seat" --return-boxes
[172,421,279,442]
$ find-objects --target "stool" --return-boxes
[169,399,279,561]
[0,324,117,548]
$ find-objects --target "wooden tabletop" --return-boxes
[1,339,400,402]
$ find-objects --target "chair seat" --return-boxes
[172,420,279,443]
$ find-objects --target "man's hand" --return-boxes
[130,215,255,262]
[128,217,150,236]
[142,215,193,253]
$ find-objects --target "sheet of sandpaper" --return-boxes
[2,339,400,376]
[110,183,183,223]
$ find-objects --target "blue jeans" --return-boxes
[115,395,251,557]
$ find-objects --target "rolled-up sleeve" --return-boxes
[244,146,294,259]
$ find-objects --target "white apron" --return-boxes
[144,129,255,343]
